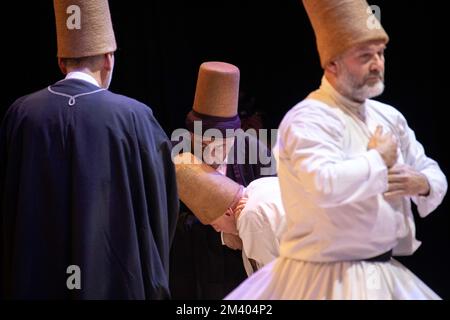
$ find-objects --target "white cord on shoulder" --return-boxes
[47,86,106,106]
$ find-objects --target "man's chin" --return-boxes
[355,81,384,100]
[366,82,385,98]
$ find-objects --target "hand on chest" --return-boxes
[341,113,404,164]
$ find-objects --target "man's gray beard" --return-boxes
[339,67,385,102]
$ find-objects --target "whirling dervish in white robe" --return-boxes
[225,76,447,300]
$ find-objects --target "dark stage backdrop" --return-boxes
[1,1,446,299]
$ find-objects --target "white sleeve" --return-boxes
[238,209,280,268]
[397,114,448,217]
[278,104,388,208]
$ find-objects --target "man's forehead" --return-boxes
[353,41,386,53]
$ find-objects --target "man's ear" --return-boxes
[325,60,339,76]
[104,52,114,71]
[58,58,67,75]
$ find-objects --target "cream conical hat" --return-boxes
[302,0,389,68]
[193,62,240,118]
[54,0,117,58]
[174,152,243,225]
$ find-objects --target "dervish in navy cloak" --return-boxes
[0,77,179,299]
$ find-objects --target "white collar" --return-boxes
[65,71,101,88]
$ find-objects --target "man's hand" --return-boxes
[368,125,398,168]
[384,163,430,199]
[233,198,248,220]
[223,232,243,250]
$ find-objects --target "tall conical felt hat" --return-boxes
[173,152,243,224]
[302,0,389,68]
[193,62,240,118]
[54,0,117,58]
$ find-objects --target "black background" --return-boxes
[0,1,447,299]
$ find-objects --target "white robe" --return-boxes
[238,177,286,276]
[226,77,447,300]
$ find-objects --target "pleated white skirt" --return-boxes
[225,257,440,300]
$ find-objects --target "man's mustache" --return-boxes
[364,72,384,82]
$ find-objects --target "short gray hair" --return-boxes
[60,54,104,70]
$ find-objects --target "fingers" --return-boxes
[386,182,404,192]
[388,163,410,173]
[232,202,247,220]
[234,205,246,217]
[238,198,248,206]
[388,164,413,179]
[391,132,397,143]
[373,126,397,145]
[387,163,402,173]
[374,125,383,136]
[388,169,402,175]
[383,189,407,199]
[388,174,406,183]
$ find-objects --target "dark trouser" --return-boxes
[169,213,247,299]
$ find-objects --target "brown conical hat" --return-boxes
[54,0,117,58]
[302,0,389,68]
[193,62,240,118]
[173,152,243,225]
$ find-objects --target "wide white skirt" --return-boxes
[225,257,440,300]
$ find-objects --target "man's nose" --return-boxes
[370,55,384,73]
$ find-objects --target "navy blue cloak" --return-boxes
[0,79,178,299]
